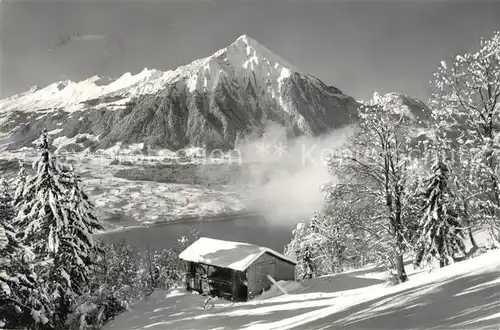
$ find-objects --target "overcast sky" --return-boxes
[1,0,499,102]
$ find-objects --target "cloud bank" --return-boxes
[234,123,354,226]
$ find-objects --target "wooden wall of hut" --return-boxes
[246,252,295,298]
[185,262,248,301]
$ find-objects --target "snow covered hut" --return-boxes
[179,237,296,301]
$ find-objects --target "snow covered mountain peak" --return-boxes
[222,34,300,73]
[0,35,303,113]
[235,34,252,43]
[178,34,301,93]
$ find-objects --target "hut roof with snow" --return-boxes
[179,237,296,271]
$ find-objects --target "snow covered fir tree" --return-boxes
[13,160,28,209]
[413,159,467,268]
[284,221,317,280]
[57,165,103,297]
[14,130,69,258]
[0,177,15,226]
[7,129,105,329]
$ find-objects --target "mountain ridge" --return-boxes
[1,35,303,114]
[0,35,425,153]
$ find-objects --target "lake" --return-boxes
[98,212,297,254]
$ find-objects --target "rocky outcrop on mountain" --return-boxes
[382,92,431,124]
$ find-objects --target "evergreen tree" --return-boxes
[56,165,103,295]
[62,165,103,236]
[13,160,27,208]
[301,245,316,280]
[0,177,15,226]
[13,129,82,327]
[14,129,68,258]
[284,222,318,280]
[0,223,50,328]
[414,160,467,268]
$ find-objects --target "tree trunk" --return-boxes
[54,289,70,329]
[392,189,408,284]
[485,146,500,218]
[393,250,408,284]
[393,226,408,284]
[462,211,478,249]
[457,180,477,252]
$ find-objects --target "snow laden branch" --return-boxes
[0,222,51,328]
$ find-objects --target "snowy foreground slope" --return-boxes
[105,249,500,330]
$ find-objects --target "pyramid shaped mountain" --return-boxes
[0,35,360,151]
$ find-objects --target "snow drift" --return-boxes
[103,248,500,330]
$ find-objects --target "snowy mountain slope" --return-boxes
[0,35,360,151]
[0,36,300,114]
[104,248,500,330]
